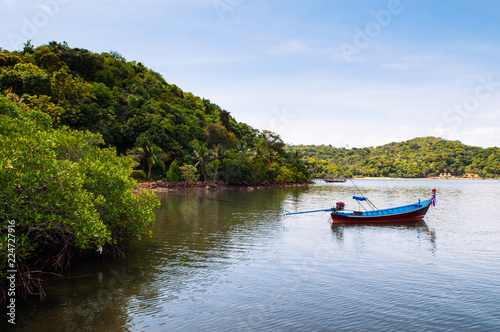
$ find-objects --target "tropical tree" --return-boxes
[0,97,159,301]
[0,42,312,188]
[252,158,267,183]
[166,160,181,182]
[222,156,254,185]
[212,144,228,162]
[261,130,285,154]
[206,159,221,181]
[127,143,166,178]
[235,141,249,156]
[288,150,301,164]
[190,140,212,180]
[205,122,235,148]
[180,164,198,187]
[263,148,278,167]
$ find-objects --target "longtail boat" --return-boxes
[282,189,436,224]
[330,189,436,224]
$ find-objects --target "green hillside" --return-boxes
[293,137,500,179]
[0,41,310,302]
[0,41,308,185]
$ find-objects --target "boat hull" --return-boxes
[324,178,346,183]
[330,200,432,224]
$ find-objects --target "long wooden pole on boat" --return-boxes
[282,208,333,216]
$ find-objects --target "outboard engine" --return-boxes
[335,202,345,212]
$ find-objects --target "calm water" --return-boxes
[5,179,500,331]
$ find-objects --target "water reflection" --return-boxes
[6,180,500,332]
[330,220,437,254]
[9,263,137,332]
[122,188,294,327]
[330,220,431,237]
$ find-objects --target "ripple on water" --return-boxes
[8,180,500,331]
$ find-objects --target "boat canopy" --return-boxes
[352,196,367,201]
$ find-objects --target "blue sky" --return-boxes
[2,0,500,148]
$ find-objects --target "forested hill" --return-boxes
[293,137,500,179]
[0,42,308,184]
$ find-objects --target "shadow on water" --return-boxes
[330,220,437,253]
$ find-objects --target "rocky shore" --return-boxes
[435,172,483,180]
[136,180,315,193]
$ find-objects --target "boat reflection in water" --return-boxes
[330,220,436,254]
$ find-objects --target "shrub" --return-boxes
[0,97,159,301]
[166,160,181,182]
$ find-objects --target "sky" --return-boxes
[2,0,500,148]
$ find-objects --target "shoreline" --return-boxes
[136,180,315,193]
[137,175,497,193]
[314,174,495,181]
[336,177,495,180]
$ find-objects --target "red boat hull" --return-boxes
[330,200,432,224]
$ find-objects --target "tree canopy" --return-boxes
[0,41,309,184]
[0,95,159,301]
[292,137,499,179]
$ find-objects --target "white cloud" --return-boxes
[5,0,495,150]
[268,39,308,56]
[378,54,439,70]
[477,109,500,120]
[354,125,420,148]
[379,62,410,69]
[285,132,318,145]
[429,124,500,148]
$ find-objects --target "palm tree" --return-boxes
[213,144,228,162]
[127,143,166,178]
[262,148,278,168]
[235,141,249,156]
[289,150,301,164]
[191,141,212,181]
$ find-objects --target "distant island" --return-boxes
[291,136,499,179]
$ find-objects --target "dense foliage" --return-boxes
[293,137,500,179]
[0,41,309,185]
[0,95,159,300]
[0,41,310,302]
